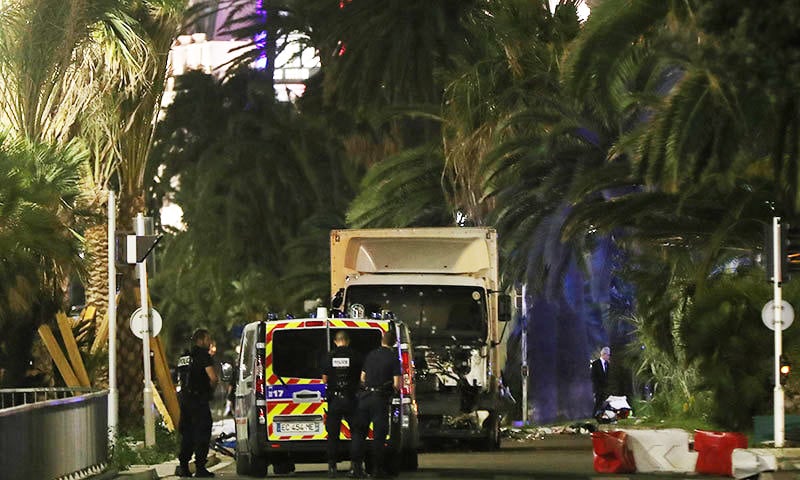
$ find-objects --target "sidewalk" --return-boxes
[110,453,231,480]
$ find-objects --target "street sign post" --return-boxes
[770,217,786,448]
[134,214,159,448]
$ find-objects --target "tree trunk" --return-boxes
[83,223,107,326]
[115,192,146,430]
[76,189,111,388]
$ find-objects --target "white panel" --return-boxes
[621,428,698,473]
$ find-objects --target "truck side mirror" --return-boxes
[498,294,511,322]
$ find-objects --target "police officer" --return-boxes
[350,329,401,479]
[176,329,219,478]
[322,331,362,478]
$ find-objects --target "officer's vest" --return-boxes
[330,349,355,394]
[176,350,192,393]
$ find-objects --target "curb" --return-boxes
[87,469,123,480]
[112,467,158,480]
[111,454,230,480]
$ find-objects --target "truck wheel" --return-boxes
[476,413,501,451]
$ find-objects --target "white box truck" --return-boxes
[330,227,511,449]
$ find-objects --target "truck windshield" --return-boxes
[272,328,382,379]
[345,285,488,342]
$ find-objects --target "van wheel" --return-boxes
[235,451,250,475]
[273,461,295,474]
[252,454,268,476]
[236,451,268,477]
[236,422,268,477]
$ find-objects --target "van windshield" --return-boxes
[272,328,383,379]
[344,285,487,342]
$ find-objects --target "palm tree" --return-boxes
[0,0,189,423]
[566,0,800,213]
[93,0,187,427]
[470,0,648,422]
[0,0,149,385]
[299,0,477,113]
[0,134,84,385]
[0,0,146,143]
[442,0,582,225]
[149,68,359,352]
[293,0,486,228]
[555,0,800,427]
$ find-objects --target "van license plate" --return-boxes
[276,422,319,434]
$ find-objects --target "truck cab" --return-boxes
[330,228,512,450]
[233,313,419,476]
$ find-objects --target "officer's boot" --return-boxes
[328,462,338,478]
[194,464,215,478]
[175,463,192,477]
[348,462,364,478]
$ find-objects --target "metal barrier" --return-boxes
[0,389,108,480]
[0,387,95,409]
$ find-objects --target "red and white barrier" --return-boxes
[590,428,776,478]
[591,430,636,474]
[731,448,778,479]
[694,430,748,476]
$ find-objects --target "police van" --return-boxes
[233,309,419,476]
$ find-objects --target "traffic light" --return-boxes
[780,355,791,385]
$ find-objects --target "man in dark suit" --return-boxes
[590,346,611,416]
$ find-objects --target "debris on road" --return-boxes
[502,422,598,442]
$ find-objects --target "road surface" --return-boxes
[148,435,739,480]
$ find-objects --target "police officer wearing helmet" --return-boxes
[350,328,401,479]
[322,331,362,478]
[176,329,218,478]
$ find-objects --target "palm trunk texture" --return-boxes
[115,193,146,429]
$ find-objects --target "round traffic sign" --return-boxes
[130,307,163,338]
[762,300,795,331]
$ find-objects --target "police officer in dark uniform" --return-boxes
[350,329,401,479]
[176,329,219,478]
[322,331,362,478]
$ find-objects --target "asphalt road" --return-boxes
[157,435,741,480]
